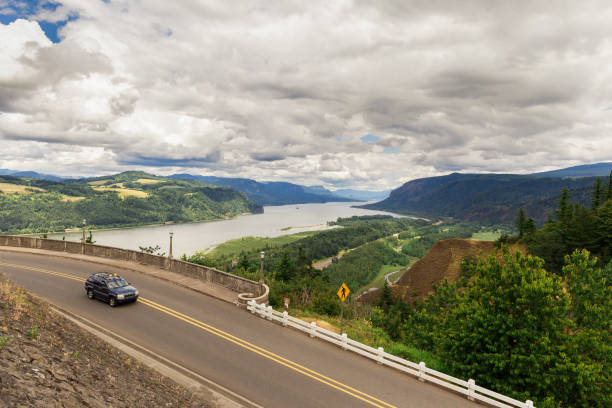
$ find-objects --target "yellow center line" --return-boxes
[139,297,397,408]
[0,261,397,408]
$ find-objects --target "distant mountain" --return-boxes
[169,174,354,205]
[530,162,612,178]
[333,189,390,201]
[362,172,601,225]
[0,169,65,182]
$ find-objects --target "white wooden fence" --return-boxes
[247,301,535,408]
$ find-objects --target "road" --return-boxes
[384,269,403,285]
[0,251,479,408]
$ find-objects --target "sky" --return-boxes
[1,0,611,190]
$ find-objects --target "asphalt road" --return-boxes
[0,251,480,408]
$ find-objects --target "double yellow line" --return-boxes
[0,261,396,408]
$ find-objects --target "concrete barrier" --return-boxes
[0,235,267,303]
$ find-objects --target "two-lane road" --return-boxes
[0,251,478,408]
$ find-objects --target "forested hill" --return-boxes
[169,174,354,205]
[0,171,262,234]
[361,172,604,225]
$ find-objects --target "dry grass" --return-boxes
[0,183,46,194]
[135,178,162,184]
[92,186,149,198]
[60,196,85,202]
[87,180,108,185]
[301,317,339,333]
[0,281,30,321]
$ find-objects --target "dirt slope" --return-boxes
[0,277,211,407]
[398,239,496,301]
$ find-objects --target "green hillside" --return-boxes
[362,172,605,225]
[0,171,262,234]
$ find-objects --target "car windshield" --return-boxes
[106,278,129,289]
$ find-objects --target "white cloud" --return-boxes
[1,1,612,190]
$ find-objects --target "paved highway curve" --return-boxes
[0,251,479,408]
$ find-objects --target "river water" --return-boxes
[49,202,404,256]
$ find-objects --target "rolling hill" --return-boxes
[0,171,262,234]
[362,170,609,225]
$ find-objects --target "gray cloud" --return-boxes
[1,1,611,189]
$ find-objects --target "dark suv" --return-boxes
[85,272,139,307]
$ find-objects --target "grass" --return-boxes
[60,195,85,202]
[356,259,417,294]
[209,232,317,258]
[471,231,501,241]
[135,178,163,184]
[0,335,10,350]
[289,309,446,371]
[0,182,46,194]
[92,186,149,198]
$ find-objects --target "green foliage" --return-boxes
[275,251,296,281]
[139,245,166,256]
[438,251,572,404]
[0,173,262,234]
[181,252,217,268]
[527,177,612,271]
[0,335,10,350]
[363,172,599,225]
[392,248,611,407]
[324,240,407,290]
[27,325,39,339]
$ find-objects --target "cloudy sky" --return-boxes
[1,0,611,190]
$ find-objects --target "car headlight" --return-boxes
[134,290,139,296]
[117,294,125,300]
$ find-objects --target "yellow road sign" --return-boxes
[337,283,350,302]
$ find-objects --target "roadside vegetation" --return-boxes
[367,174,612,407]
[187,173,611,408]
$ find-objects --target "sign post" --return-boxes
[337,283,350,335]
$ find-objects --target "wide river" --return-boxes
[49,202,404,256]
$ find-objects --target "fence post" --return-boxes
[282,311,288,326]
[309,321,317,338]
[467,379,475,401]
[376,347,384,364]
[341,333,348,350]
[526,400,533,408]
[418,362,426,382]
[266,305,273,320]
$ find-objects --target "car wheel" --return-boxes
[109,297,116,307]
[87,289,94,299]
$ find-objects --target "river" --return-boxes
[48,202,405,256]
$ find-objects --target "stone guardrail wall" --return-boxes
[0,235,267,303]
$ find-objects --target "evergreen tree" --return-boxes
[608,170,612,201]
[556,188,572,228]
[592,177,604,209]
[515,207,527,238]
[275,251,296,281]
[378,282,394,313]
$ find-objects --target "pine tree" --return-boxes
[275,251,296,281]
[592,177,604,209]
[516,207,527,238]
[608,170,612,201]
